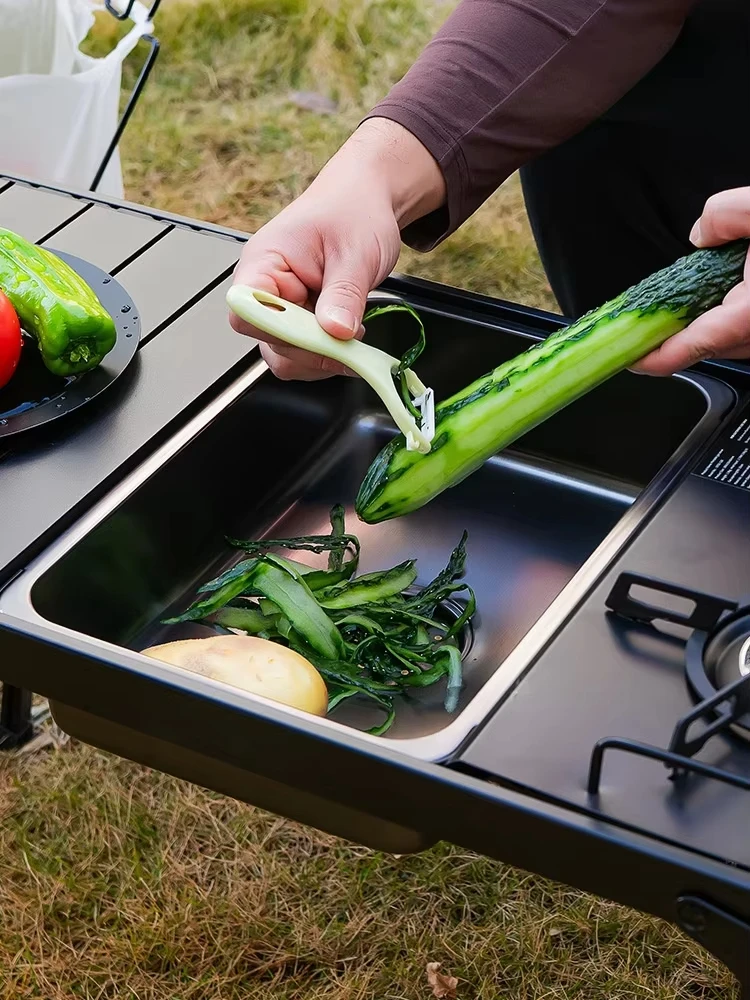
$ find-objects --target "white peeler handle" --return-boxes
[226,285,433,453]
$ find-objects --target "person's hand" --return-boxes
[229,118,445,381]
[635,187,750,375]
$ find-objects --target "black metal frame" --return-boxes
[105,0,162,18]
[588,736,750,794]
[1,600,749,997]
[676,896,750,997]
[670,671,750,759]
[91,1,163,192]
[596,572,750,788]
[0,685,32,749]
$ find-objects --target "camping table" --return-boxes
[0,174,257,741]
[0,175,257,586]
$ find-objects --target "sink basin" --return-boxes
[5,296,734,762]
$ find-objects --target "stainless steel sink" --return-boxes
[1,297,735,766]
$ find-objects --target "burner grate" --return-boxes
[670,660,750,758]
[588,736,750,795]
[588,572,750,796]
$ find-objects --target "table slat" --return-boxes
[114,227,242,337]
[0,279,256,582]
[43,206,168,274]
[0,185,88,243]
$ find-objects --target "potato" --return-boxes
[141,635,328,716]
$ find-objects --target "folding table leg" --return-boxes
[676,896,750,1000]
[0,685,33,749]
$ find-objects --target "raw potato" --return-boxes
[141,635,329,716]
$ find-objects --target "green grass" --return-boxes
[0,1,736,997]
[92,0,553,310]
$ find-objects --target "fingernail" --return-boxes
[689,219,703,246]
[324,306,357,333]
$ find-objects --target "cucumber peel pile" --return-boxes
[163,505,475,736]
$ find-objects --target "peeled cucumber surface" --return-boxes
[356,239,750,524]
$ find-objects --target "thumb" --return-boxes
[690,187,750,248]
[314,259,372,341]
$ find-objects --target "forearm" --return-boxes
[363,0,700,249]
[310,117,446,230]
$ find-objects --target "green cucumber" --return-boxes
[166,556,344,661]
[356,240,749,524]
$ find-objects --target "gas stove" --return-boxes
[460,401,750,880]
[596,571,750,791]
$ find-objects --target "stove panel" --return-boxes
[693,404,750,493]
[458,441,750,872]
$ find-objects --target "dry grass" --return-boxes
[0,1,736,997]
[92,0,553,309]
[0,746,734,999]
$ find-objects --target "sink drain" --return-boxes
[402,588,475,662]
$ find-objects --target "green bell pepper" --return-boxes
[0,227,117,376]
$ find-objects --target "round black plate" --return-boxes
[0,250,140,437]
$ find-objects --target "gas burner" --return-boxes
[587,573,750,796]
[688,606,750,743]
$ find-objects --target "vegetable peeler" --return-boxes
[226,285,435,454]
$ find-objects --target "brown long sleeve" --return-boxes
[363,0,700,250]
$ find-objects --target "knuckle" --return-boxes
[686,340,715,366]
[324,275,365,304]
[260,345,291,380]
[229,311,253,337]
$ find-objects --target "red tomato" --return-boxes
[0,290,22,390]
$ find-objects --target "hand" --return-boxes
[635,187,750,375]
[229,118,445,381]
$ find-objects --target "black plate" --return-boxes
[0,251,139,437]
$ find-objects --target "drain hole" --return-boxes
[400,587,475,661]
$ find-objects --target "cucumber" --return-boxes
[356,239,749,524]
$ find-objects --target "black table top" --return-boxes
[0,177,257,584]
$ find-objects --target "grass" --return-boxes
[91,0,553,310]
[0,1,736,997]
[0,746,734,999]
